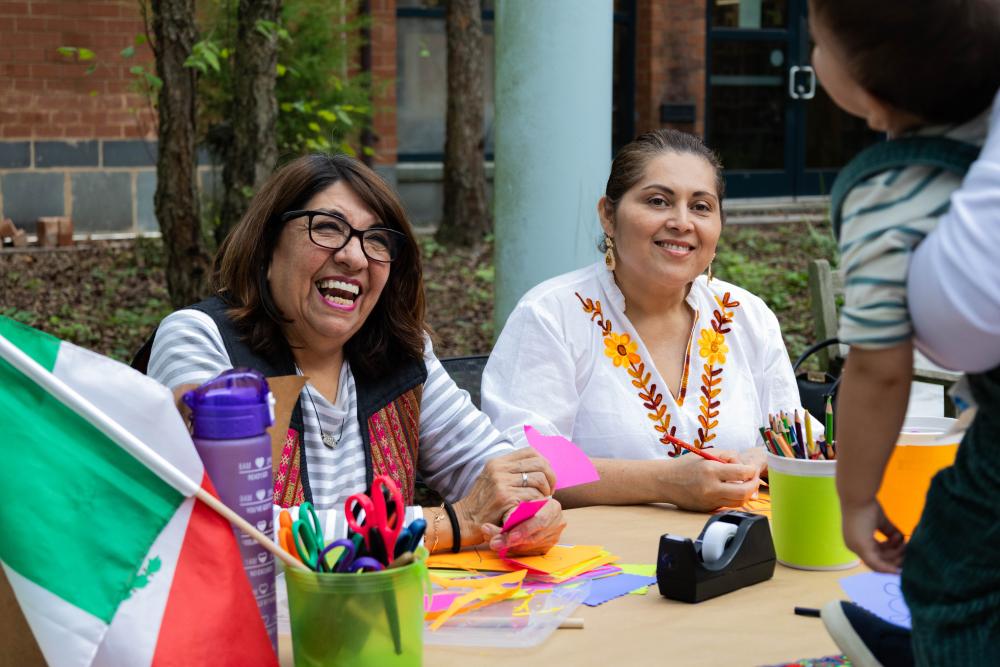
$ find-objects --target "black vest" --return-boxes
[133,295,427,502]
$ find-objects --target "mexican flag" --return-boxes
[0,317,277,667]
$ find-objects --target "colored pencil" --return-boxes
[776,432,796,458]
[825,396,835,444]
[794,412,805,455]
[804,411,814,456]
[661,433,727,463]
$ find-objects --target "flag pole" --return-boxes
[0,334,308,572]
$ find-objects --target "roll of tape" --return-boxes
[700,521,738,564]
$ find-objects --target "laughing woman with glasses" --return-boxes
[146,153,564,555]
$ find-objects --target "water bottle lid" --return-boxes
[182,368,275,439]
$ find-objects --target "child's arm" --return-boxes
[835,341,912,573]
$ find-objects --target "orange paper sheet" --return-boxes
[426,545,608,576]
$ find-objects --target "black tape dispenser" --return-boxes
[656,511,776,603]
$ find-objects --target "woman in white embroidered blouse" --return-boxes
[483,129,813,511]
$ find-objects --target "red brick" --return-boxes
[0,2,30,15]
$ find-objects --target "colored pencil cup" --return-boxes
[285,557,426,667]
[767,453,859,570]
[877,416,960,538]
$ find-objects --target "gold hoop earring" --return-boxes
[707,262,713,283]
[604,235,616,271]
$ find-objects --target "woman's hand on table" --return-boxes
[453,448,557,538]
[481,497,566,556]
[841,498,905,573]
[666,450,760,512]
[737,446,768,475]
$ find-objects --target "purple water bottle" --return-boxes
[183,368,277,653]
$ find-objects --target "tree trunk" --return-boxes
[437,0,490,247]
[152,0,211,308]
[217,0,282,245]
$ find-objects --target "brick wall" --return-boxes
[368,0,397,167]
[635,0,706,137]
[0,0,155,140]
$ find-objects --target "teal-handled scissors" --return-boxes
[292,502,327,571]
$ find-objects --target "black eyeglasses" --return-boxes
[281,209,406,263]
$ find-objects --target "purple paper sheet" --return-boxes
[839,572,911,629]
[524,425,600,490]
[582,573,658,607]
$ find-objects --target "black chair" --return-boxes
[439,354,490,410]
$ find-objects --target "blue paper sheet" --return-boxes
[839,572,911,629]
[583,573,658,607]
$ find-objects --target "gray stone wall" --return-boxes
[0,139,215,237]
[1,139,494,236]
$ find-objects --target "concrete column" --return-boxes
[493,0,613,332]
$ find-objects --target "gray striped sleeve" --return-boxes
[838,165,961,349]
[147,309,234,390]
[418,340,515,503]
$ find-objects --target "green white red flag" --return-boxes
[0,317,276,666]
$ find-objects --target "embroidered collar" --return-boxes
[577,273,743,456]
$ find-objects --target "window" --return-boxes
[395,1,495,160]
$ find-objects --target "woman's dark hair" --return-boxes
[213,153,426,378]
[602,128,726,239]
[810,0,1000,124]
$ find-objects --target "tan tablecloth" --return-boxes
[280,503,860,666]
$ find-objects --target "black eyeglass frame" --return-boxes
[280,209,407,263]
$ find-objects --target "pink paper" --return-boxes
[500,498,548,533]
[524,425,600,490]
[426,592,462,612]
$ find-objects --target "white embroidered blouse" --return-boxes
[482,262,815,459]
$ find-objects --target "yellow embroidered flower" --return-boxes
[697,328,728,366]
[604,332,640,367]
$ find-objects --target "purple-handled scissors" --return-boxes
[346,557,384,572]
[318,539,356,572]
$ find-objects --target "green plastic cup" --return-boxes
[285,558,426,667]
[767,452,859,570]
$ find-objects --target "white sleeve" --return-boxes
[481,300,581,447]
[754,303,825,438]
[417,339,515,503]
[908,102,1000,372]
[147,309,234,390]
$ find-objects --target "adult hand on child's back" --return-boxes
[841,498,905,573]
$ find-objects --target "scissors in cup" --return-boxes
[345,475,404,565]
[278,510,302,563]
[292,502,327,571]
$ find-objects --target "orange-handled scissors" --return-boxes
[278,509,301,563]
[345,475,404,565]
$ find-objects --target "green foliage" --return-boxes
[56,0,371,159]
[194,0,371,158]
[713,220,840,359]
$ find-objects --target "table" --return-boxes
[281,504,862,665]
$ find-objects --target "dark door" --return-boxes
[706,0,879,198]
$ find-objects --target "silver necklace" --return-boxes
[305,385,345,449]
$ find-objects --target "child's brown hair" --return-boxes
[810,0,1000,124]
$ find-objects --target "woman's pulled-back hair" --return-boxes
[214,153,426,378]
[604,128,726,221]
[810,0,1000,124]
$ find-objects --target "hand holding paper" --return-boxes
[523,425,600,490]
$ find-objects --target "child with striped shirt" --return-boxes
[809,1,1000,664]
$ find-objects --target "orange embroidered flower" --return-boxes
[697,328,728,366]
[603,332,640,367]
